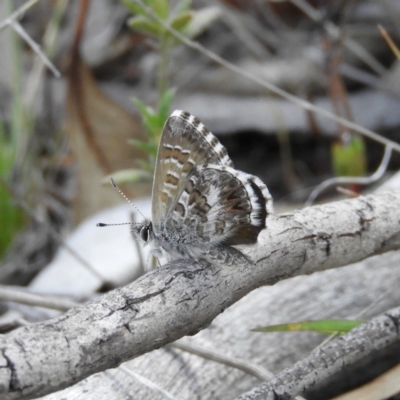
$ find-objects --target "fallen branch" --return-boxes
[0,191,399,400]
[238,306,400,399]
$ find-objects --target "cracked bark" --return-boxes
[0,191,399,400]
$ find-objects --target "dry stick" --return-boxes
[0,283,307,399]
[0,286,175,400]
[118,366,178,400]
[0,290,174,400]
[0,284,181,400]
[309,170,399,358]
[237,306,400,400]
[7,19,60,78]
[170,342,307,400]
[171,340,274,381]
[12,196,107,283]
[0,0,38,30]
[289,0,387,75]
[0,285,78,312]
[25,0,69,108]
[133,0,400,154]
[0,287,295,397]
[305,145,393,207]
[338,63,380,89]
[378,24,400,60]
[0,191,399,399]
[0,312,29,332]
[0,0,61,78]
[220,4,271,59]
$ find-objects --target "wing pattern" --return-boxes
[148,110,273,266]
[152,110,233,231]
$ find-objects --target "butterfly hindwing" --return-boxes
[166,165,273,248]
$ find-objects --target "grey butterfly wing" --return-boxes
[166,165,273,248]
[151,110,233,232]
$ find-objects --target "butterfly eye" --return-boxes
[140,226,149,242]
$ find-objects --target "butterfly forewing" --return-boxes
[152,110,233,231]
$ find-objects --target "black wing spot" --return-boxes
[248,179,267,226]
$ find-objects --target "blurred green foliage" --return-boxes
[0,1,27,259]
[0,124,26,258]
[332,136,367,178]
[116,0,219,185]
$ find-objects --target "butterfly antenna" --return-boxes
[109,177,146,220]
[97,222,133,227]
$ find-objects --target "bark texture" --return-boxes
[238,307,400,399]
[0,191,399,400]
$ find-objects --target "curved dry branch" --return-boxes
[0,191,399,400]
[305,145,393,206]
[238,306,400,399]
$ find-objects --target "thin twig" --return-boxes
[290,0,387,75]
[305,145,392,207]
[0,285,79,311]
[118,365,178,400]
[0,0,60,77]
[0,311,29,332]
[8,19,60,77]
[25,0,68,107]
[378,24,400,60]
[132,0,400,154]
[8,193,107,283]
[170,341,308,400]
[0,0,38,30]
[170,340,274,381]
[220,4,271,59]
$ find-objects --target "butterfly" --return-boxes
[130,110,273,268]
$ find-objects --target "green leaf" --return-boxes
[251,319,364,335]
[181,6,220,39]
[157,88,176,125]
[170,11,192,33]
[128,15,161,37]
[332,136,367,177]
[104,169,153,185]
[131,97,158,137]
[131,97,153,121]
[152,0,169,19]
[131,91,175,174]
[0,126,25,257]
[137,159,155,172]
[129,139,158,156]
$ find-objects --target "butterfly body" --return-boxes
[132,110,273,267]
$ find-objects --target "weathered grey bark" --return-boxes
[238,307,400,399]
[0,191,399,400]
[37,249,400,400]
